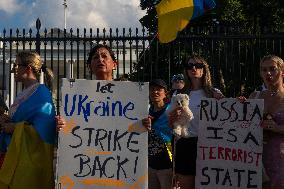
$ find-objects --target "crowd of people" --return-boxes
[0,44,283,189]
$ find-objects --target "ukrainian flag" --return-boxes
[0,122,54,189]
[151,105,173,161]
[0,85,56,189]
[156,0,216,43]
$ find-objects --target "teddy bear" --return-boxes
[167,93,193,138]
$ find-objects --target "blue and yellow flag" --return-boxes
[0,122,54,189]
[156,0,216,43]
[0,84,55,189]
[151,105,173,161]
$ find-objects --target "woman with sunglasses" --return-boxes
[170,55,223,189]
[0,51,56,189]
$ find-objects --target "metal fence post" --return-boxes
[36,18,41,55]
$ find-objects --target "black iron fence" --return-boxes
[1,19,283,112]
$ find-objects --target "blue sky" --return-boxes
[0,0,146,31]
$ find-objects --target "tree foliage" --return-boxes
[139,0,284,33]
[134,0,284,97]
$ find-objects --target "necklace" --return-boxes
[269,88,279,96]
[268,86,280,96]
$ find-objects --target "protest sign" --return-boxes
[196,98,263,189]
[56,79,149,189]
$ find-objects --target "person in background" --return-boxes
[0,51,56,189]
[142,79,172,189]
[169,55,223,189]
[249,55,284,189]
[170,74,185,97]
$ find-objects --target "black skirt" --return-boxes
[174,137,198,175]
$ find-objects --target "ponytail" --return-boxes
[41,65,54,91]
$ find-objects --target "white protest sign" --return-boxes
[56,79,149,189]
[196,98,263,189]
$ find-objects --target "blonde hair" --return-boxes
[16,51,54,90]
[260,55,284,71]
[183,55,214,97]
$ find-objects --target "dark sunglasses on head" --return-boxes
[184,63,205,70]
[171,74,184,82]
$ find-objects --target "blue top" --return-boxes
[0,84,56,152]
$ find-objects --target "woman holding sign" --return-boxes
[250,55,284,189]
[169,55,223,189]
[0,51,56,189]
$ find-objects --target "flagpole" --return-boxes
[137,33,158,63]
[63,0,67,29]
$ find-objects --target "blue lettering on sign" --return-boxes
[64,94,138,122]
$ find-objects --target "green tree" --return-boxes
[139,0,159,34]
[139,0,284,33]
[134,0,284,97]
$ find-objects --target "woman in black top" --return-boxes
[143,79,173,189]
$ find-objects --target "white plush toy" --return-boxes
[167,94,194,138]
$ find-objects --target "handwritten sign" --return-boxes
[195,98,264,189]
[56,79,149,189]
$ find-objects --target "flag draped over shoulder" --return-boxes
[0,84,55,189]
[151,105,173,161]
[156,0,216,43]
[0,122,54,189]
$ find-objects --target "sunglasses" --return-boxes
[184,63,205,70]
[13,63,27,68]
[11,64,27,73]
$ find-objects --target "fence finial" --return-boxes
[36,18,41,30]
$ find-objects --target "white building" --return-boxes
[0,30,145,106]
